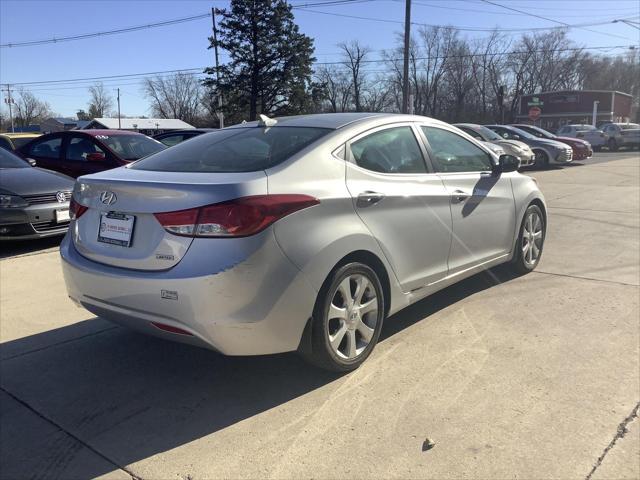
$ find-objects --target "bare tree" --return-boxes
[315,66,352,112]
[339,41,371,112]
[143,72,203,124]
[14,89,52,127]
[87,83,114,118]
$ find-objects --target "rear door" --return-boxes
[420,125,516,275]
[345,124,452,291]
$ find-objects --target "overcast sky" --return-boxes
[1,0,639,118]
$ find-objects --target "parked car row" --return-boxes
[1,117,634,242]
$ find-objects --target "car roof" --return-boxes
[156,129,215,136]
[234,112,445,130]
[0,132,41,138]
[78,129,142,137]
[453,123,481,129]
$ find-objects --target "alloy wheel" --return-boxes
[326,274,379,359]
[522,211,543,266]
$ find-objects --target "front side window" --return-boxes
[131,126,330,172]
[66,136,105,162]
[27,137,62,159]
[350,126,426,174]
[422,126,493,173]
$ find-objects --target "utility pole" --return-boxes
[4,85,15,133]
[117,88,121,129]
[212,7,224,128]
[402,0,411,114]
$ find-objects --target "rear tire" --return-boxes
[511,204,546,274]
[302,263,385,372]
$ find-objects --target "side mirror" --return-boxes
[494,154,520,175]
[26,158,37,167]
[86,152,105,162]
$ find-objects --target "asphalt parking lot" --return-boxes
[1,151,638,480]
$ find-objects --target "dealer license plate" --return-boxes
[98,212,135,247]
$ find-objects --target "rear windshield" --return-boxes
[130,126,331,172]
[98,134,165,161]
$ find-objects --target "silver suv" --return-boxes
[600,123,640,151]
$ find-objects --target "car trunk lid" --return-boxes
[72,168,268,270]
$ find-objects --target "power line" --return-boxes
[0,1,374,49]
[295,7,639,34]
[477,0,637,41]
[0,13,212,48]
[2,44,634,90]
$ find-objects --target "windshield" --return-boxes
[131,126,331,173]
[0,148,30,168]
[11,137,40,149]
[507,126,537,140]
[476,125,502,141]
[99,134,166,161]
[523,126,555,139]
[620,124,640,130]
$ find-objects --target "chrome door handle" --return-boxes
[357,191,385,207]
[451,190,471,203]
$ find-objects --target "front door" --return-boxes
[62,134,114,178]
[419,125,516,275]
[345,124,452,291]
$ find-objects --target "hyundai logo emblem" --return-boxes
[56,191,66,203]
[100,191,117,206]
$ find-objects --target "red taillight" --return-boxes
[70,197,88,220]
[154,194,319,238]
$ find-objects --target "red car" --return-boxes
[512,124,593,161]
[17,130,166,178]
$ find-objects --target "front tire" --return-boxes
[533,150,549,169]
[302,263,385,372]
[608,138,618,152]
[511,204,546,274]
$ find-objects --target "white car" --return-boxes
[556,124,608,149]
[454,123,535,167]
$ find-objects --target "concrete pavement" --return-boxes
[1,152,638,480]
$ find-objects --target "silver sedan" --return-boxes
[61,113,546,371]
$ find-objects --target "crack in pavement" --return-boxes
[533,270,639,287]
[585,401,640,480]
[0,386,142,480]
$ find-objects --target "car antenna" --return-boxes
[258,114,277,132]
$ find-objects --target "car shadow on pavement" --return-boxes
[0,235,63,259]
[0,265,520,478]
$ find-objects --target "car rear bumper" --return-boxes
[0,203,70,240]
[60,229,318,355]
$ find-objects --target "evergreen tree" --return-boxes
[204,0,315,123]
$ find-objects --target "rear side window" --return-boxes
[131,127,330,172]
[350,126,426,174]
